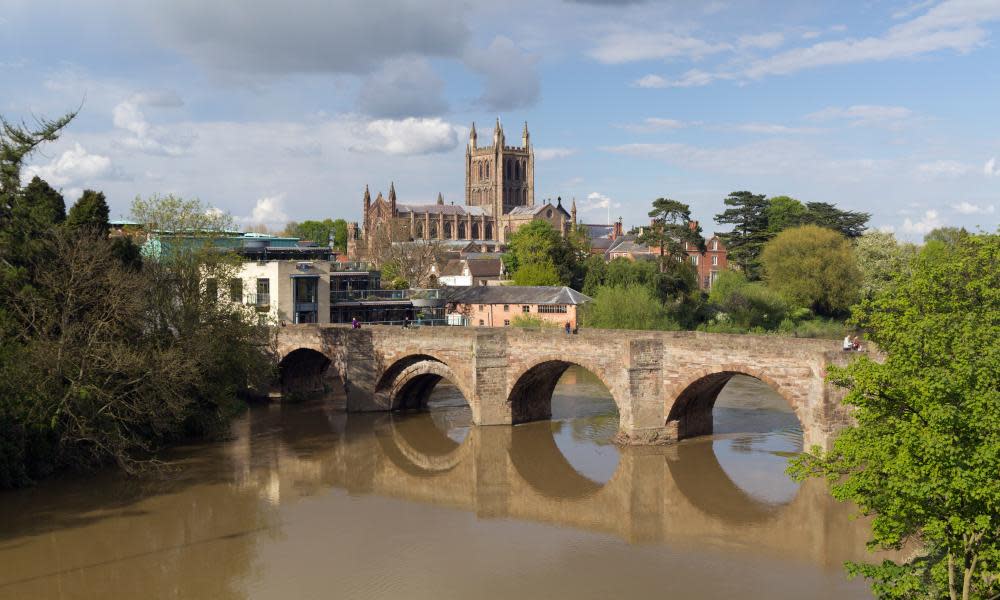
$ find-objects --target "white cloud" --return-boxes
[589,31,729,63]
[534,147,577,160]
[806,104,914,129]
[985,157,999,177]
[801,31,822,40]
[112,94,191,156]
[623,117,689,132]
[241,194,289,228]
[724,122,824,134]
[901,209,942,235]
[464,36,540,111]
[23,143,112,186]
[738,32,785,50]
[355,117,461,155]
[582,191,621,217]
[952,201,995,214]
[916,160,973,179]
[741,1,1000,79]
[633,74,668,88]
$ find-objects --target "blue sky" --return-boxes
[2,0,999,239]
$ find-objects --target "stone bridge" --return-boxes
[276,325,856,449]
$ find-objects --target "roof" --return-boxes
[396,203,489,217]
[606,239,650,255]
[448,285,591,305]
[589,238,615,251]
[438,259,466,277]
[507,203,570,217]
[466,258,503,277]
[582,224,614,239]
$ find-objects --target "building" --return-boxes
[431,255,506,287]
[601,222,729,290]
[447,286,591,328]
[347,119,572,259]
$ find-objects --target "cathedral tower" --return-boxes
[465,118,534,217]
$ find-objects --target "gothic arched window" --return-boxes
[478,162,483,180]
[514,161,520,180]
[486,162,490,179]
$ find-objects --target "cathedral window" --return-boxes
[486,162,490,179]
[514,161,520,180]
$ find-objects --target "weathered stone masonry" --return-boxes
[276,325,857,449]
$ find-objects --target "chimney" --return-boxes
[613,217,623,239]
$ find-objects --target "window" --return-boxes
[256,278,270,307]
[479,304,485,310]
[503,304,509,312]
[478,319,484,326]
[229,278,243,303]
[712,255,718,266]
[711,239,718,251]
[522,305,530,313]
[504,319,510,326]
[538,304,567,314]
[205,278,218,302]
[690,255,699,266]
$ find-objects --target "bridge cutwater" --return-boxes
[276,326,857,450]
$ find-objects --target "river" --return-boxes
[0,368,882,599]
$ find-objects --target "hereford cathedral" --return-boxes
[347,119,575,259]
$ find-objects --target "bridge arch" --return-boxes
[279,348,334,396]
[374,354,473,412]
[506,356,622,424]
[665,366,803,440]
[509,422,620,499]
[376,413,472,476]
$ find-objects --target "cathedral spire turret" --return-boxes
[522,121,529,147]
[494,116,504,147]
[571,197,577,224]
[469,122,477,150]
[437,192,444,205]
[388,182,396,213]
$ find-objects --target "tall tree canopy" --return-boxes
[714,190,771,280]
[790,233,1000,600]
[760,225,860,316]
[66,189,110,234]
[505,220,587,287]
[766,195,808,233]
[637,197,704,270]
[802,201,870,238]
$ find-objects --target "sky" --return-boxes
[2,0,999,240]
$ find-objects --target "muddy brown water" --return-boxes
[0,369,883,599]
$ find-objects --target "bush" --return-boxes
[582,284,678,330]
[761,224,860,316]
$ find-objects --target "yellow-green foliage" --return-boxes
[761,224,860,316]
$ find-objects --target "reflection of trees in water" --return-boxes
[569,414,619,446]
[0,441,274,599]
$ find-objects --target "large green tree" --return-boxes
[760,224,860,316]
[66,189,110,234]
[505,220,586,287]
[789,233,1000,600]
[802,201,870,238]
[284,218,348,251]
[582,284,677,330]
[766,195,808,233]
[714,190,771,279]
[0,111,76,223]
[637,197,704,270]
[854,231,917,300]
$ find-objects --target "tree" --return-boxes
[802,201,870,238]
[854,231,918,300]
[761,225,860,316]
[581,284,677,330]
[637,198,704,271]
[924,226,970,246]
[131,194,235,234]
[766,195,808,233]
[789,233,1000,600]
[714,190,771,279]
[512,261,563,286]
[21,176,66,224]
[0,110,77,222]
[505,220,585,287]
[284,218,349,250]
[66,189,110,234]
[706,270,790,330]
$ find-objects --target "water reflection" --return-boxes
[0,368,882,600]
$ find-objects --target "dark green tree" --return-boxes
[637,197,704,271]
[0,110,77,224]
[284,218,349,250]
[21,176,66,224]
[66,189,110,234]
[714,191,771,279]
[802,202,870,238]
[505,220,587,287]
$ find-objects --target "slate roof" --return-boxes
[396,203,489,217]
[507,203,569,217]
[582,224,615,239]
[466,258,503,277]
[448,286,591,305]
